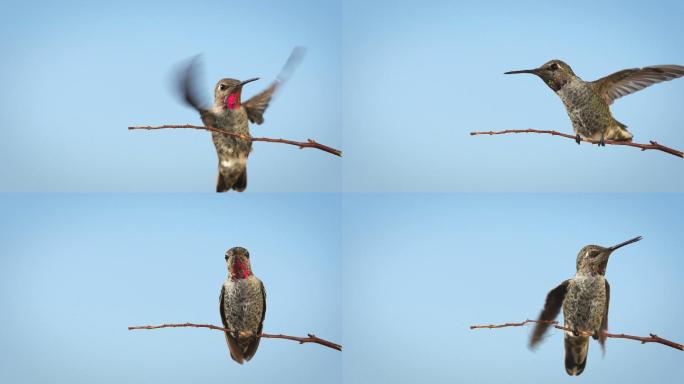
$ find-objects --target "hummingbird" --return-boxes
[219,246,266,364]
[178,48,304,192]
[505,61,684,146]
[529,236,642,376]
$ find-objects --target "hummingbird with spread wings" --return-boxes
[178,48,304,192]
[505,61,684,145]
[529,236,642,376]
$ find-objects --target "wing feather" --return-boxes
[592,65,684,104]
[599,281,610,351]
[219,285,245,364]
[243,47,305,124]
[530,280,570,349]
[177,55,211,112]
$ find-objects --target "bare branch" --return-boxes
[470,319,683,351]
[470,129,684,159]
[128,322,342,351]
[129,124,342,157]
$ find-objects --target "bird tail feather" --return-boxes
[225,332,245,364]
[564,334,589,376]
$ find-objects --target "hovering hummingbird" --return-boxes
[178,48,304,192]
[219,246,266,364]
[505,61,684,145]
[529,236,642,376]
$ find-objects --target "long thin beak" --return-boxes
[609,236,643,251]
[240,77,259,86]
[504,68,539,75]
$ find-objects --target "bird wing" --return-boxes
[599,280,610,351]
[591,65,684,105]
[177,55,222,130]
[243,47,305,124]
[243,279,267,361]
[177,55,211,112]
[219,285,245,364]
[530,280,570,349]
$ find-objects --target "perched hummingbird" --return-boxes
[529,236,642,376]
[219,246,266,364]
[505,61,684,145]
[178,48,304,192]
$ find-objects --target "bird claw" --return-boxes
[572,327,580,337]
[599,135,606,147]
[575,134,581,145]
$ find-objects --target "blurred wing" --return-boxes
[243,47,305,124]
[177,55,211,112]
[592,65,684,105]
[530,280,569,349]
[599,281,610,350]
[219,285,245,364]
[243,280,267,361]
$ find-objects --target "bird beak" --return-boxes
[608,236,643,252]
[504,68,540,76]
[240,77,259,86]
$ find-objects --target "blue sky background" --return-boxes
[0,0,341,192]
[0,194,341,383]
[343,194,684,383]
[342,0,684,191]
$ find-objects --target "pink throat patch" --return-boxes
[232,260,252,279]
[226,91,241,110]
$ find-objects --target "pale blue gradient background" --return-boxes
[0,0,341,192]
[0,194,341,383]
[342,0,684,191]
[342,194,684,383]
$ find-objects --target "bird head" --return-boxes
[505,60,576,92]
[214,77,259,110]
[575,236,642,276]
[225,246,253,279]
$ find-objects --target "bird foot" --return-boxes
[572,327,580,337]
[599,135,606,147]
[575,134,581,145]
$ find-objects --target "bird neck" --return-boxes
[230,259,252,280]
[225,90,242,110]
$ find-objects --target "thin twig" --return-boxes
[129,124,342,157]
[128,322,342,351]
[470,319,683,351]
[470,129,684,159]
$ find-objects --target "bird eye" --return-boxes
[548,63,560,71]
[219,84,226,91]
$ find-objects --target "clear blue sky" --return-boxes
[0,0,341,192]
[0,194,341,383]
[343,194,684,383]
[342,0,684,192]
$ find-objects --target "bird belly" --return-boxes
[563,278,606,335]
[212,121,251,188]
[557,84,612,140]
[222,278,265,334]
